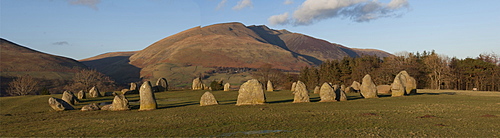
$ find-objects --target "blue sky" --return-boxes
[1,0,499,60]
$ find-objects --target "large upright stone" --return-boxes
[77,90,86,99]
[108,94,130,111]
[291,82,297,91]
[224,83,231,91]
[293,81,310,103]
[139,81,157,111]
[319,82,335,102]
[48,97,74,111]
[406,76,417,95]
[192,77,204,90]
[313,86,320,94]
[200,91,219,106]
[62,91,78,105]
[156,78,168,92]
[360,74,378,98]
[391,71,417,96]
[236,79,266,105]
[266,80,274,92]
[89,86,101,98]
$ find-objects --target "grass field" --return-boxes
[1,89,499,137]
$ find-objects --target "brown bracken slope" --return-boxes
[80,51,141,84]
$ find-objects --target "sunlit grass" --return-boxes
[1,89,499,137]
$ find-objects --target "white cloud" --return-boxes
[269,0,410,26]
[216,0,228,10]
[268,12,290,25]
[68,0,101,10]
[232,0,253,10]
[284,0,294,5]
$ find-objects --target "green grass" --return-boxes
[1,89,499,137]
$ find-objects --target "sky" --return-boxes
[1,0,499,60]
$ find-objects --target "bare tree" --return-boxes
[7,75,39,96]
[252,64,287,89]
[65,69,115,92]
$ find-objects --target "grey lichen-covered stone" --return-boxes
[62,91,78,105]
[293,81,310,103]
[224,83,231,91]
[391,70,418,96]
[192,77,204,90]
[101,104,112,111]
[156,78,168,92]
[139,81,157,111]
[77,90,86,99]
[200,91,219,106]
[377,85,392,94]
[236,79,266,105]
[291,82,297,91]
[360,74,378,98]
[89,86,101,98]
[48,97,74,111]
[266,80,274,92]
[319,82,336,102]
[406,76,417,95]
[81,103,100,111]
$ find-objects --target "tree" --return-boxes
[422,52,451,90]
[65,69,115,92]
[7,75,39,96]
[252,64,287,89]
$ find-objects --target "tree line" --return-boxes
[297,51,499,91]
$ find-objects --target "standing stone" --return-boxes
[89,86,101,98]
[81,103,100,111]
[236,79,266,105]
[291,82,297,91]
[293,81,310,103]
[313,86,320,94]
[266,80,274,92]
[319,82,335,102]
[192,77,204,90]
[48,97,74,111]
[62,91,78,105]
[350,81,361,92]
[360,74,378,98]
[391,76,405,97]
[224,83,231,91]
[200,91,219,106]
[130,82,138,91]
[77,90,86,99]
[377,85,392,94]
[139,81,157,111]
[406,76,417,95]
[338,86,348,101]
[108,94,130,111]
[156,78,168,92]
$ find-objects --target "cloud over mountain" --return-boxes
[232,0,253,10]
[269,0,409,26]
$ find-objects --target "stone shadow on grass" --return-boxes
[159,101,199,109]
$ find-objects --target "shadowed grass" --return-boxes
[1,89,499,137]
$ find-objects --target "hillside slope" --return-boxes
[0,38,88,95]
[80,51,140,84]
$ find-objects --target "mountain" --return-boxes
[0,38,88,95]
[84,22,392,87]
[80,51,141,84]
